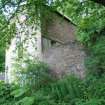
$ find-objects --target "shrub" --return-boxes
[13,59,54,89]
[85,36,105,77]
[77,16,105,77]
[0,75,105,105]
[2,59,105,105]
[0,81,16,105]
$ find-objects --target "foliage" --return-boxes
[0,74,105,105]
[85,36,105,76]
[0,0,63,73]
[0,0,105,104]
[0,46,5,72]
[60,0,105,76]
[12,59,54,88]
[0,0,63,46]
[0,81,16,105]
[76,2,105,76]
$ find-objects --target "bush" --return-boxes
[0,81,16,105]
[77,16,105,77]
[1,59,105,105]
[13,59,54,89]
[1,74,105,105]
[85,36,105,77]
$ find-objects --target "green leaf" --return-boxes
[11,88,29,98]
[16,96,34,105]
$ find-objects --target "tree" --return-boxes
[0,0,63,46]
[91,0,105,6]
[0,0,63,72]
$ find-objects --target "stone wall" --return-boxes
[5,14,42,83]
[41,11,76,44]
[42,41,86,78]
[41,10,86,78]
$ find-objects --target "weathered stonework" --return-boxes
[5,14,42,83]
[41,10,86,78]
[42,42,86,78]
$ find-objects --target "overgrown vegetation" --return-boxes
[61,0,105,77]
[12,59,54,87]
[0,60,105,105]
[77,14,105,77]
[0,46,5,72]
[0,72,105,105]
[1,0,105,105]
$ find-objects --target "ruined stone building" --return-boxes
[5,8,86,82]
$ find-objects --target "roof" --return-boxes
[42,5,76,26]
[54,11,76,26]
[41,7,76,44]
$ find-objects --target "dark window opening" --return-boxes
[42,37,61,51]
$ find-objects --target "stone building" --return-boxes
[5,8,86,82]
[41,11,86,78]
